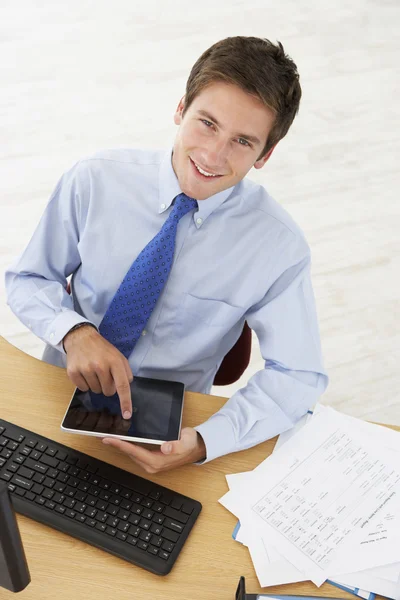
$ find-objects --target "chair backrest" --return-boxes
[213,322,252,386]
[65,282,251,385]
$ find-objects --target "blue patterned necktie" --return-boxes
[99,193,197,358]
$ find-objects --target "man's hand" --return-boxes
[63,325,133,419]
[102,427,206,473]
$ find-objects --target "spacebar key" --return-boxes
[11,475,33,490]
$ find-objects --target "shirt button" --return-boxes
[160,204,166,210]
[50,332,55,339]
[28,323,32,329]
[196,217,203,225]
[141,330,147,336]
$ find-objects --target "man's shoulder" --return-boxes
[240,177,307,243]
[77,147,165,168]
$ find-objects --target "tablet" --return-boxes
[61,376,185,445]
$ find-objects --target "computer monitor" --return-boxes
[0,482,31,593]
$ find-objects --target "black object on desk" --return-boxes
[0,418,201,576]
[0,482,31,593]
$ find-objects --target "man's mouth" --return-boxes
[189,157,224,180]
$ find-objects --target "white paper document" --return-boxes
[219,405,400,595]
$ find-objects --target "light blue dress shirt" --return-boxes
[5,147,328,462]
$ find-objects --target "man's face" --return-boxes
[172,81,276,200]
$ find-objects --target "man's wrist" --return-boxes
[63,322,97,352]
[193,431,207,463]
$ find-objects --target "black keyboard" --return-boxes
[0,419,202,575]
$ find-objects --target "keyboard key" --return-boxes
[159,550,170,560]
[106,527,117,537]
[64,498,76,508]
[33,472,45,484]
[160,492,173,505]
[8,463,19,473]
[15,487,26,497]
[150,523,163,536]
[41,455,59,468]
[11,474,34,490]
[18,466,34,479]
[45,447,57,457]
[117,522,130,533]
[25,458,47,474]
[65,509,76,519]
[106,516,119,528]
[139,530,152,543]
[128,514,141,527]
[117,509,130,521]
[164,518,183,534]
[44,477,55,488]
[120,499,132,511]
[116,532,127,541]
[139,518,151,531]
[141,498,153,509]
[36,442,47,452]
[86,519,96,528]
[25,491,35,501]
[137,540,148,551]
[0,471,12,482]
[20,446,31,456]
[1,449,12,460]
[45,500,56,510]
[4,431,24,443]
[147,545,159,556]
[8,484,16,493]
[84,507,97,518]
[31,450,42,460]
[152,502,164,513]
[75,514,86,523]
[162,540,174,553]
[26,439,37,449]
[127,536,137,546]
[35,496,46,505]
[96,523,106,532]
[162,528,179,543]
[55,505,66,514]
[56,450,67,461]
[142,509,154,521]
[149,490,161,501]
[182,502,194,515]
[42,489,54,500]
[151,535,163,547]
[163,506,189,524]
[75,491,87,502]
[13,455,25,464]
[129,526,140,537]
[171,498,183,511]
[153,515,165,525]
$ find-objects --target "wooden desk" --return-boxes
[0,336,396,600]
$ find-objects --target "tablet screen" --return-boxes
[61,376,185,442]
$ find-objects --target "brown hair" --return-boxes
[182,36,302,159]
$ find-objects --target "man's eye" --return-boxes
[201,119,213,127]
[238,138,250,147]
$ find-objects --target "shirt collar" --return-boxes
[158,147,236,228]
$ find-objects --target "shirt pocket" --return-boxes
[180,293,245,327]
[172,293,246,362]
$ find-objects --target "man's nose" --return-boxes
[205,137,230,166]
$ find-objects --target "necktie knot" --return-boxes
[170,193,198,222]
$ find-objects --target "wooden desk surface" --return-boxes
[0,336,396,600]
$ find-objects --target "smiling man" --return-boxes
[5,36,328,473]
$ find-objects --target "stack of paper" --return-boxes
[219,405,400,600]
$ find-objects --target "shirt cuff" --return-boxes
[44,311,98,355]
[194,413,236,464]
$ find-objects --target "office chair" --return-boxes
[65,283,252,385]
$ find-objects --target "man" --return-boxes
[5,36,328,473]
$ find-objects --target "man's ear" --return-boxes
[254,144,277,169]
[173,95,186,126]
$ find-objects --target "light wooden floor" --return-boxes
[1,0,399,425]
